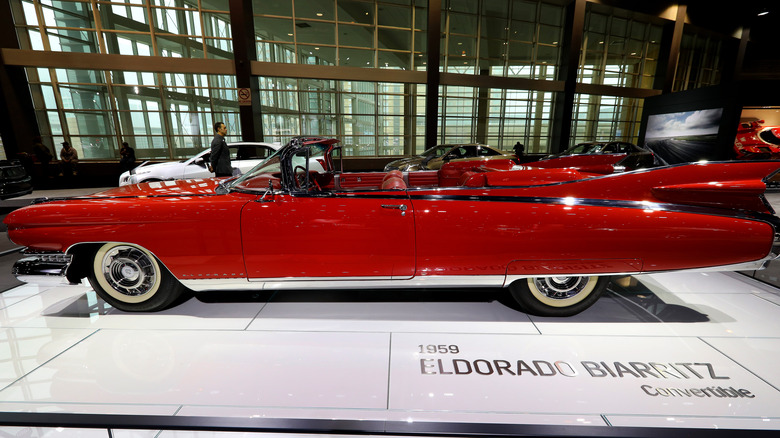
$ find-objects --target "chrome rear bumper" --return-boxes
[13,252,72,285]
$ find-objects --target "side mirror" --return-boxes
[258,178,275,202]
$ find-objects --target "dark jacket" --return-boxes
[210,134,231,176]
[119,145,136,168]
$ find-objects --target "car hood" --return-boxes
[89,178,224,198]
[131,160,183,175]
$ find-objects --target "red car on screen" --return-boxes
[735,120,780,159]
[5,137,780,317]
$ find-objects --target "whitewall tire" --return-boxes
[509,276,609,317]
[87,242,186,312]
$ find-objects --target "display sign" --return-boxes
[238,88,252,106]
[389,333,780,418]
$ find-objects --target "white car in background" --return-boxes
[119,142,281,186]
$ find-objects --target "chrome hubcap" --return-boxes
[101,246,156,296]
[533,277,588,300]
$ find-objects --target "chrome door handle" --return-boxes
[381,204,407,216]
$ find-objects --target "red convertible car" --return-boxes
[5,137,780,317]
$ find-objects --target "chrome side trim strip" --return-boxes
[677,254,778,273]
[504,256,777,285]
[182,255,776,292]
[181,275,506,292]
[180,279,250,291]
[246,275,396,283]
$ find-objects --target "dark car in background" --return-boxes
[533,141,655,174]
[384,144,517,172]
[0,159,33,200]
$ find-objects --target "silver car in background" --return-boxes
[119,142,281,186]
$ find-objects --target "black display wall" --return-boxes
[639,80,780,164]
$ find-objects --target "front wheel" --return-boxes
[509,276,609,317]
[87,242,187,312]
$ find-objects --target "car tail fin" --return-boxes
[650,163,780,214]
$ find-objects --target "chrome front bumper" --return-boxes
[13,252,73,285]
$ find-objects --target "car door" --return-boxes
[181,152,212,179]
[240,186,415,280]
[241,146,415,280]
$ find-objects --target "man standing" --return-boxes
[119,141,136,173]
[209,121,232,177]
[513,141,525,157]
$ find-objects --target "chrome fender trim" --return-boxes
[12,252,73,286]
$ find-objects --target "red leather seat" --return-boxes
[381,176,407,190]
[383,170,403,182]
[457,171,487,187]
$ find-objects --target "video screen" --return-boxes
[644,108,723,165]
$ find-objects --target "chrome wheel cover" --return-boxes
[100,245,157,297]
[532,276,590,300]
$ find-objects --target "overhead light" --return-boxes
[316,12,323,17]
[758,10,769,16]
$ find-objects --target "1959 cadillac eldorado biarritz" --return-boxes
[5,137,780,316]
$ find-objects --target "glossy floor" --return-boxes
[0,271,779,437]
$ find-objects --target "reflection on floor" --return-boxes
[0,269,779,437]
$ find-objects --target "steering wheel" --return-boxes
[293,165,321,191]
[294,165,308,189]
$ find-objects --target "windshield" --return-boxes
[230,147,284,189]
[229,142,329,191]
[418,145,451,157]
[561,143,603,155]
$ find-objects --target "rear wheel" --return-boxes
[509,276,608,317]
[87,242,186,312]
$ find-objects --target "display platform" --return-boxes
[1,257,780,437]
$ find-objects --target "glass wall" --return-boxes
[259,77,416,155]
[27,67,241,160]
[436,85,553,152]
[15,0,233,58]
[579,5,662,89]
[253,0,425,70]
[673,28,724,92]
[488,88,553,152]
[570,94,643,145]
[6,1,735,161]
[440,0,563,80]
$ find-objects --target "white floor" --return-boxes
[0,270,779,437]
